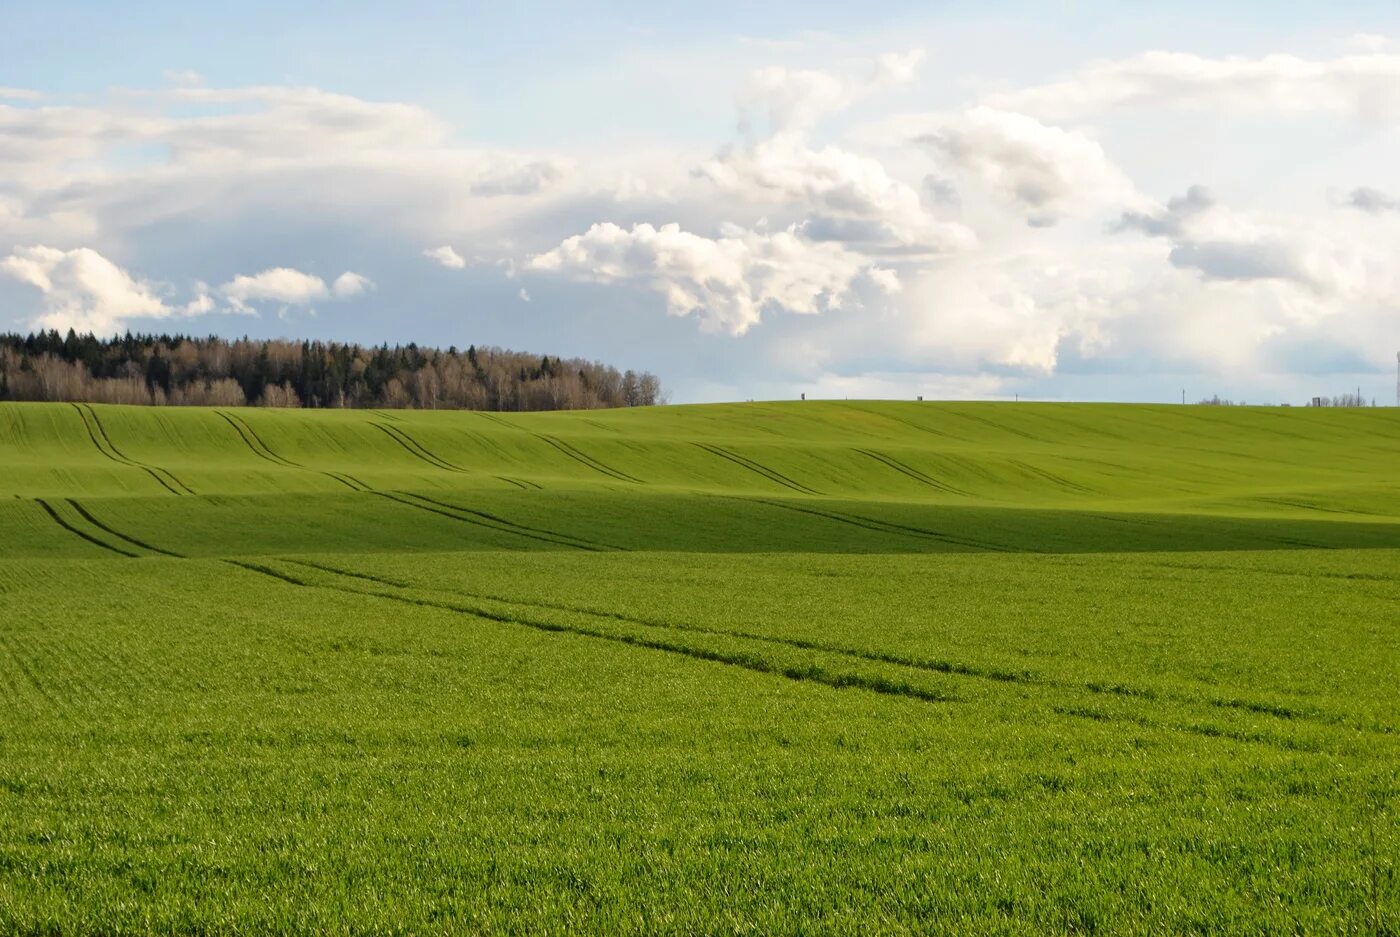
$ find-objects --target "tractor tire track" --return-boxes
[219,411,369,492]
[288,557,1032,689]
[943,409,1044,442]
[536,435,643,483]
[322,471,371,492]
[71,404,189,496]
[1009,459,1093,495]
[63,499,184,557]
[839,404,971,443]
[347,560,1366,748]
[216,411,301,467]
[396,492,621,551]
[475,412,517,431]
[79,403,196,495]
[744,496,1011,552]
[855,448,969,495]
[247,558,1344,754]
[222,559,961,706]
[34,498,139,558]
[372,422,471,473]
[495,475,542,491]
[695,443,818,495]
[369,491,610,551]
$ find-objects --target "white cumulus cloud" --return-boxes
[918,107,1139,225]
[0,245,179,334]
[697,133,975,252]
[526,222,898,335]
[331,271,373,297]
[423,245,467,269]
[219,266,370,312]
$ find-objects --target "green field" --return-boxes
[0,400,1397,933]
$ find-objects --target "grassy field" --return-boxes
[0,400,1396,933]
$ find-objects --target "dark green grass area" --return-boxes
[0,401,1397,933]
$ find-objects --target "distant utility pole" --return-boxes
[1181,389,1185,405]
[1395,352,1399,407]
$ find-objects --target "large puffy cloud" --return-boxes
[696,134,974,252]
[0,243,372,330]
[526,222,898,335]
[916,107,1139,225]
[0,245,181,334]
[991,50,1400,119]
[0,244,373,332]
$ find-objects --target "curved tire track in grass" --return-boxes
[80,404,195,495]
[322,471,371,492]
[475,412,517,431]
[744,496,1010,552]
[1009,459,1093,495]
[63,499,185,557]
[223,558,961,706]
[71,404,191,496]
[369,491,614,551]
[694,443,819,495]
[536,434,643,484]
[855,448,969,496]
[33,498,139,558]
[254,557,1342,753]
[397,492,622,551]
[943,408,1045,442]
[372,422,471,474]
[218,410,366,491]
[216,411,301,467]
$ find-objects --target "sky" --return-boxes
[4,1,1400,405]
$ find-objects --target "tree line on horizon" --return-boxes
[0,331,665,410]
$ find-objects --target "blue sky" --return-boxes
[4,1,1400,403]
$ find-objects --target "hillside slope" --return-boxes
[1,400,1397,557]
